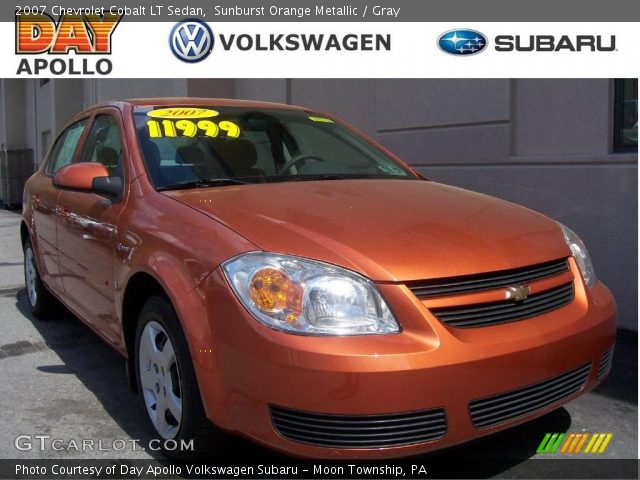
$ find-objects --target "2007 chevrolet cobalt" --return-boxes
[21,98,616,459]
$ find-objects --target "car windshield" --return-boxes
[133,106,417,190]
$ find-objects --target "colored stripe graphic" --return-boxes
[539,433,613,454]
[574,433,589,453]
[585,433,613,453]
[537,433,566,454]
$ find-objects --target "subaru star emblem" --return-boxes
[169,19,213,63]
[438,29,488,56]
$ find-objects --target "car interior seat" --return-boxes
[96,146,124,179]
[212,139,264,178]
[139,137,171,187]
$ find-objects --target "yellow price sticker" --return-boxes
[147,108,219,119]
[308,116,334,123]
[147,119,241,139]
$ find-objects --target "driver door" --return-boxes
[30,118,88,295]
[56,110,128,345]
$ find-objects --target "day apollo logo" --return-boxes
[15,13,121,75]
[169,19,214,63]
[437,29,487,56]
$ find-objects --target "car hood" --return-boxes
[163,179,570,282]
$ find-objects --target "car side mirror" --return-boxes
[92,176,123,201]
[53,163,122,200]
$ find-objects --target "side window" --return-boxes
[80,114,124,178]
[45,119,88,175]
[614,79,638,152]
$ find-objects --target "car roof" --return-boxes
[90,97,308,112]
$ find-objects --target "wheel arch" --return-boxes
[121,271,167,391]
[120,265,214,394]
[20,221,30,248]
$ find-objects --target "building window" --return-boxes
[614,79,638,152]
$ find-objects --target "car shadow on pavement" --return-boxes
[15,287,580,475]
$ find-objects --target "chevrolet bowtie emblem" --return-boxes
[505,285,531,302]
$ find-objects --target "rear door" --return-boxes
[56,110,128,344]
[30,118,88,295]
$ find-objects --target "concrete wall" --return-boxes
[0,80,27,149]
[1,78,637,329]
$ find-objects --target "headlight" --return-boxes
[222,253,399,336]
[559,223,596,288]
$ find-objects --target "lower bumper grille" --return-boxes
[432,282,574,328]
[598,347,614,379]
[469,363,591,428]
[270,405,447,448]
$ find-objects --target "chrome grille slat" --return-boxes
[469,368,589,411]
[435,289,573,323]
[598,347,614,379]
[408,258,570,298]
[271,430,447,447]
[270,405,447,448]
[275,422,446,439]
[432,283,574,328]
[472,384,583,427]
[272,415,446,431]
[469,364,591,428]
[411,263,568,297]
[437,293,574,328]
[436,283,573,317]
[270,407,444,425]
[470,378,587,419]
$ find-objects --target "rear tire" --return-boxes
[23,238,60,319]
[134,295,217,459]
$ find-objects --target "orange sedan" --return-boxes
[21,98,616,459]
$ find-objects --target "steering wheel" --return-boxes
[278,154,326,174]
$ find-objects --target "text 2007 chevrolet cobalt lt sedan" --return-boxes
[21,98,616,459]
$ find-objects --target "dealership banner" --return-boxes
[1,1,639,78]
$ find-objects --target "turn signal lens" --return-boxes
[249,268,302,320]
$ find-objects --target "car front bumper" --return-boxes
[191,260,616,459]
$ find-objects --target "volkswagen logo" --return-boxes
[438,29,488,56]
[169,19,214,63]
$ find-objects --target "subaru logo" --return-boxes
[438,29,487,56]
[169,19,213,63]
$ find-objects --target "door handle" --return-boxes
[56,206,70,219]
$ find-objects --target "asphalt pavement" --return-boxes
[0,208,637,477]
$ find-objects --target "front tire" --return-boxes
[23,238,59,319]
[135,296,216,459]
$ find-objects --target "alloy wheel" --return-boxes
[24,247,38,307]
[138,320,182,439]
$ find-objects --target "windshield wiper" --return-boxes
[157,178,249,191]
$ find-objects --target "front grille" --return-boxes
[598,347,614,379]
[469,363,591,428]
[431,282,574,328]
[270,405,447,448]
[407,258,570,299]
